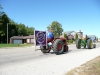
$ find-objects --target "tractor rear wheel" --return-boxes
[76,39,81,49]
[87,39,93,49]
[40,46,50,53]
[52,39,64,55]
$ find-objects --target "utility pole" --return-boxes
[7,23,9,44]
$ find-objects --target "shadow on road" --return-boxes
[35,49,41,51]
[49,50,72,55]
[80,48,96,50]
[35,48,72,55]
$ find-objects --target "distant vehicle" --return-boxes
[76,30,96,49]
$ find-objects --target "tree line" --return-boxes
[0,5,34,43]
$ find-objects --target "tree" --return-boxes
[0,5,4,36]
[25,26,34,35]
[0,13,9,43]
[0,5,5,25]
[64,33,68,39]
[47,21,63,37]
[17,23,33,36]
[75,33,78,41]
[0,5,5,16]
[96,37,98,42]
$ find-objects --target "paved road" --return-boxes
[0,43,100,75]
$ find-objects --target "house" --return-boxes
[60,31,76,40]
[64,31,76,35]
[10,35,34,44]
[98,38,100,42]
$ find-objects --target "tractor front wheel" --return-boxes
[40,46,50,53]
[76,39,81,49]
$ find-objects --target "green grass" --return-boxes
[68,42,76,45]
[0,44,34,48]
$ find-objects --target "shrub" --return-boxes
[68,39,73,43]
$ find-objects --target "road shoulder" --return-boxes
[66,55,100,75]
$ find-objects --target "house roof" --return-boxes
[60,31,76,37]
[64,31,75,34]
[87,35,96,38]
[10,35,34,39]
[61,31,76,35]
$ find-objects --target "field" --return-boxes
[66,56,100,75]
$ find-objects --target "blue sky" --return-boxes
[1,0,100,37]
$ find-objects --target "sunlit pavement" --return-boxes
[0,43,100,75]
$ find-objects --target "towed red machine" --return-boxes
[34,30,68,55]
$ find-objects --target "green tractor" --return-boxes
[76,30,96,49]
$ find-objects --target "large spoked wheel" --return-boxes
[87,39,93,49]
[53,39,64,55]
[40,46,50,53]
[76,39,81,49]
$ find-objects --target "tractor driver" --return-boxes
[77,30,83,39]
[77,30,87,40]
[47,29,54,43]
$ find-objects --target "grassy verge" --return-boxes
[68,43,75,45]
[0,44,34,48]
[66,56,100,75]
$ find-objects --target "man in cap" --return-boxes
[47,29,54,43]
